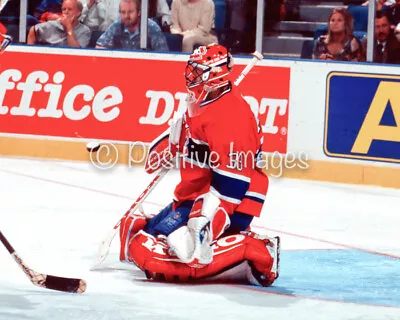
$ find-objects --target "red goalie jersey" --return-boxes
[174,85,268,218]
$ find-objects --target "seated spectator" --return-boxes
[226,0,258,53]
[34,0,63,22]
[148,0,171,31]
[396,22,400,41]
[98,0,120,31]
[226,0,247,53]
[362,11,400,64]
[312,7,364,61]
[80,0,106,31]
[170,0,218,52]
[97,0,170,32]
[362,0,393,11]
[27,0,91,48]
[95,0,169,51]
[387,0,400,26]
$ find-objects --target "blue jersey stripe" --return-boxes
[243,195,265,204]
[211,169,250,202]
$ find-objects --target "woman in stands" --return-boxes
[312,7,364,62]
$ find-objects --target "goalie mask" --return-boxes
[185,44,233,112]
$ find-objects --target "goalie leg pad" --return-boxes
[129,230,193,281]
[119,213,147,261]
[210,208,230,241]
[130,230,279,287]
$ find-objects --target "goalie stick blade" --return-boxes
[91,228,118,270]
[41,275,87,293]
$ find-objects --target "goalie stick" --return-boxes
[91,167,169,269]
[0,231,87,293]
[92,51,264,269]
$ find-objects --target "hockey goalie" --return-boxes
[120,44,280,287]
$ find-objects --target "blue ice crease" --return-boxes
[251,250,400,307]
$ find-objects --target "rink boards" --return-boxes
[0,45,399,188]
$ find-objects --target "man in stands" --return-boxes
[79,0,106,31]
[27,0,91,48]
[363,11,400,64]
[119,44,280,286]
[95,0,169,51]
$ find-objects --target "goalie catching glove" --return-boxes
[167,192,230,267]
[145,113,187,174]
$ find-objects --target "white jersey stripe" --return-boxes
[213,167,251,183]
[184,156,210,169]
[210,186,241,205]
[244,191,266,201]
[190,137,209,146]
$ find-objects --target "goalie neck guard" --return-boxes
[185,44,234,115]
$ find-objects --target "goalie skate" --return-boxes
[267,236,280,280]
[245,233,280,286]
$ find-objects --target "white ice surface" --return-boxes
[0,157,399,320]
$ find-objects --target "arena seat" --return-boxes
[348,5,369,31]
[300,39,314,59]
[164,32,183,52]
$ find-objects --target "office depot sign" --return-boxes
[0,51,290,153]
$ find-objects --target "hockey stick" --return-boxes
[92,167,169,269]
[0,231,87,293]
[234,51,263,87]
[92,51,264,269]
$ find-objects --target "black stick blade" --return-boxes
[40,275,87,293]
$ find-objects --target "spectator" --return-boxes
[396,22,400,41]
[27,0,91,48]
[387,0,400,26]
[170,0,218,52]
[363,11,400,64]
[148,0,171,31]
[312,7,364,61]
[34,0,63,22]
[362,0,393,11]
[95,0,169,51]
[98,0,171,32]
[80,0,106,31]
[226,0,247,53]
[98,0,120,31]
[157,0,172,30]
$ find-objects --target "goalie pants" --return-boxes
[143,200,254,237]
